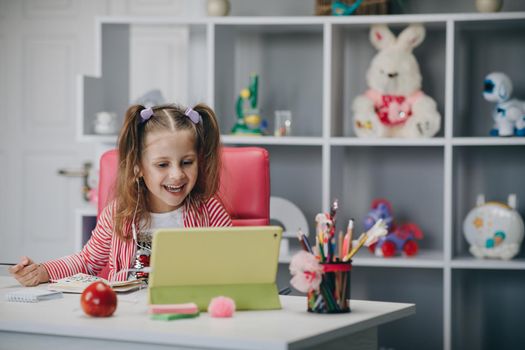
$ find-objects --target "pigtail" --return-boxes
[114,104,147,240]
[192,103,222,200]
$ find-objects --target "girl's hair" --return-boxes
[113,103,222,240]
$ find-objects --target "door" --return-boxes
[0,1,105,263]
[0,0,195,264]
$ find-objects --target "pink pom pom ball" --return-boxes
[208,296,235,318]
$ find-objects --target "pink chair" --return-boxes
[96,147,270,277]
[217,147,270,226]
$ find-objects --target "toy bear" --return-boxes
[353,24,441,138]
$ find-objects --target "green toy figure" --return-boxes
[231,74,264,135]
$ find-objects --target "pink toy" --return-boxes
[208,296,236,318]
[352,24,441,138]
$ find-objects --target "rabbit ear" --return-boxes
[370,24,396,50]
[397,24,426,51]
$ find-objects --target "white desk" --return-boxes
[0,276,414,350]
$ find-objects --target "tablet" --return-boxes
[148,226,283,311]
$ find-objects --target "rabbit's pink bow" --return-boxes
[366,90,423,126]
[385,96,412,124]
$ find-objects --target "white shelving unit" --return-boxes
[77,12,525,350]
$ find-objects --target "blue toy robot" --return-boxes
[483,72,525,137]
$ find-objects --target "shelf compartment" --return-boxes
[351,249,444,268]
[452,137,525,146]
[452,146,525,259]
[352,267,443,350]
[330,22,447,138]
[214,24,324,137]
[331,146,445,253]
[451,256,525,270]
[453,19,525,137]
[74,207,97,251]
[79,21,208,142]
[221,135,324,146]
[452,269,525,349]
[278,248,444,268]
[330,137,446,146]
[259,145,323,235]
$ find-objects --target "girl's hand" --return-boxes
[8,256,50,287]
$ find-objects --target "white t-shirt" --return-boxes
[131,208,184,281]
[136,207,184,244]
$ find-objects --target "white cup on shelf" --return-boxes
[274,110,292,137]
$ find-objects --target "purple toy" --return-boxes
[364,199,423,257]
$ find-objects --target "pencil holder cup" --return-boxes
[307,262,351,313]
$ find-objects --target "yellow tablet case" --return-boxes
[148,226,283,311]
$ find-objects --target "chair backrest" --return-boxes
[97,147,270,226]
[218,147,270,226]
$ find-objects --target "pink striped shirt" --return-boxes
[42,196,232,282]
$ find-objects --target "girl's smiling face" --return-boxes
[139,129,198,213]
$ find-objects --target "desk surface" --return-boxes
[0,276,414,350]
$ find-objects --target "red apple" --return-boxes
[80,281,117,317]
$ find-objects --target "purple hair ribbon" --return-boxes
[140,107,154,123]
[184,107,202,124]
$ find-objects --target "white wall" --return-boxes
[0,0,209,263]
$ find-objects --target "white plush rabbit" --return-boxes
[352,24,441,138]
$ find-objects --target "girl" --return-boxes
[10,103,232,286]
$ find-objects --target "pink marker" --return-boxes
[149,303,199,315]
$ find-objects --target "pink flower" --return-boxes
[289,251,323,293]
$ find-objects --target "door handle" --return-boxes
[57,162,93,201]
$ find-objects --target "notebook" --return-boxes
[148,226,283,311]
[48,273,145,293]
[6,288,63,303]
